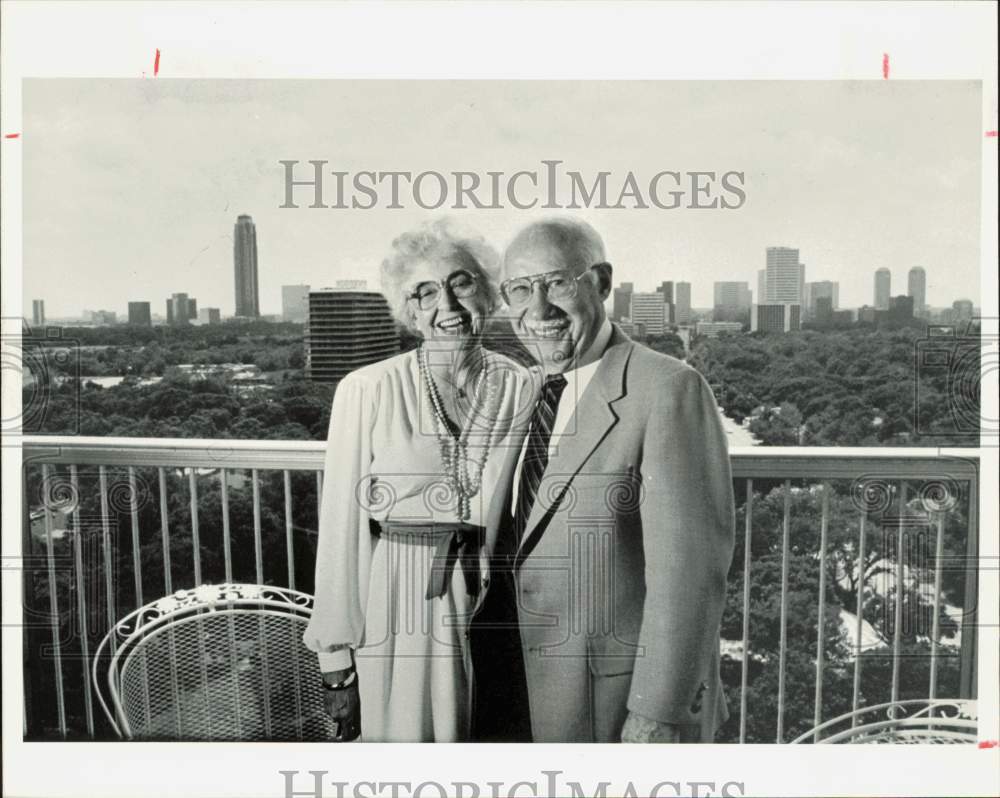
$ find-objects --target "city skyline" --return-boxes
[23,80,982,317]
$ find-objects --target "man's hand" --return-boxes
[322,668,361,741]
[621,711,681,743]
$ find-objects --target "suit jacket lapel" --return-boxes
[515,328,634,560]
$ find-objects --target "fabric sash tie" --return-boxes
[370,521,484,601]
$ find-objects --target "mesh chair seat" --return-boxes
[93,584,336,741]
[790,699,978,745]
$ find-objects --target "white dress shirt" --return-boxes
[511,317,614,509]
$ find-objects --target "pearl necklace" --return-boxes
[417,345,504,521]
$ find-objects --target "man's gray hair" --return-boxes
[380,218,501,329]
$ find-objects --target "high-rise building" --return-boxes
[805,281,839,316]
[656,281,674,305]
[187,298,198,319]
[757,269,767,304]
[629,292,667,336]
[952,299,974,321]
[765,247,805,305]
[612,282,634,322]
[675,282,692,324]
[166,293,193,325]
[197,307,221,325]
[234,215,260,317]
[874,268,892,310]
[751,303,801,334]
[128,301,152,327]
[814,296,834,326]
[713,281,752,322]
[908,267,927,314]
[306,281,399,383]
[32,300,45,327]
[282,284,311,323]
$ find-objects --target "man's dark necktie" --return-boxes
[514,373,568,542]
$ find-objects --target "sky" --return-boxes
[22,79,983,318]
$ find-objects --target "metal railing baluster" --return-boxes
[776,479,791,743]
[188,469,202,586]
[928,510,945,701]
[98,467,117,656]
[813,481,829,741]
[70,466,95,737]
[128,467,143,609]
[739,478,753,745]
[852,509,868,725]
[220,469,232,583]
[890,481,906,709]
[283,470,296,590]
[40,465,68,738]
[159,468,172,595]
[252,469,263,585]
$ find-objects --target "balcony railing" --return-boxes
[20,436,980,742]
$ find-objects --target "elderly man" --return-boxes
[479,217,735,743]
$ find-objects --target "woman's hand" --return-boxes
[322,668,361,741]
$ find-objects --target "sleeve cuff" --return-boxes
[318,648,353,672]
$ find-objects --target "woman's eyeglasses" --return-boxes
[500,264,606,308]
[407,270,479,311]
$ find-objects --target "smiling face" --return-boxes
[503,225,611,374]
[405,251,492,348]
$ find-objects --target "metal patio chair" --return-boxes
[790,698,978,744]
[92,583,337,741]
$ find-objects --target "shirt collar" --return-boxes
[560,317,612,396]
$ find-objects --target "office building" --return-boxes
[696,321,743,338]
[282,284,311,323]
[197,308,221,325]
[874,268,891,310]
[757,269,767,305]
[128,301,152,327]
[90,310,118,326]
[713,282,752,322]
[166,293,194,325]
[765,247,805,305]
[886,295,914,324]
[908,267,927,314]
[32,300,45,327]
[814,296,834,325]
[630,292,667,336]
[751,303,801,334]
[306,281,399,383]
[675,282,692,324]
[612,282,634,322]
[234,214,260,317]
[805,281,839,316]
[656,281,674,304]
[952,299,974,321]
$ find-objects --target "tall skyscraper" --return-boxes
[674,282,692,324]
[757,269,767,304]
[612,282,634,322]
[282,284,311,322]
[713,281,752,322]
[908,266,927,314]
[187,298,198,320]
[765,247,805,305]
[128,301,152,327]
[306,281,399,383]
[874,268,892,310]
[234,214,260,317]
[32,300,45,326]
[656,281,675,305]
[629,292,667,336]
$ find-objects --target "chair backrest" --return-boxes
[93,584,337,741]
[790,699,978,744]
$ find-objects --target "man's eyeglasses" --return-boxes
[407,270,479,311]
[500,263,608,308]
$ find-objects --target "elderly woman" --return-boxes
[303,220,531,742]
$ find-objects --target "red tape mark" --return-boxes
[882,53,890,79]
[5,133,20,139]
[978,740,999,749]
[986,131,998,137]
[154,48,161,77]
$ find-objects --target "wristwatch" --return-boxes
[322,668,357,691]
